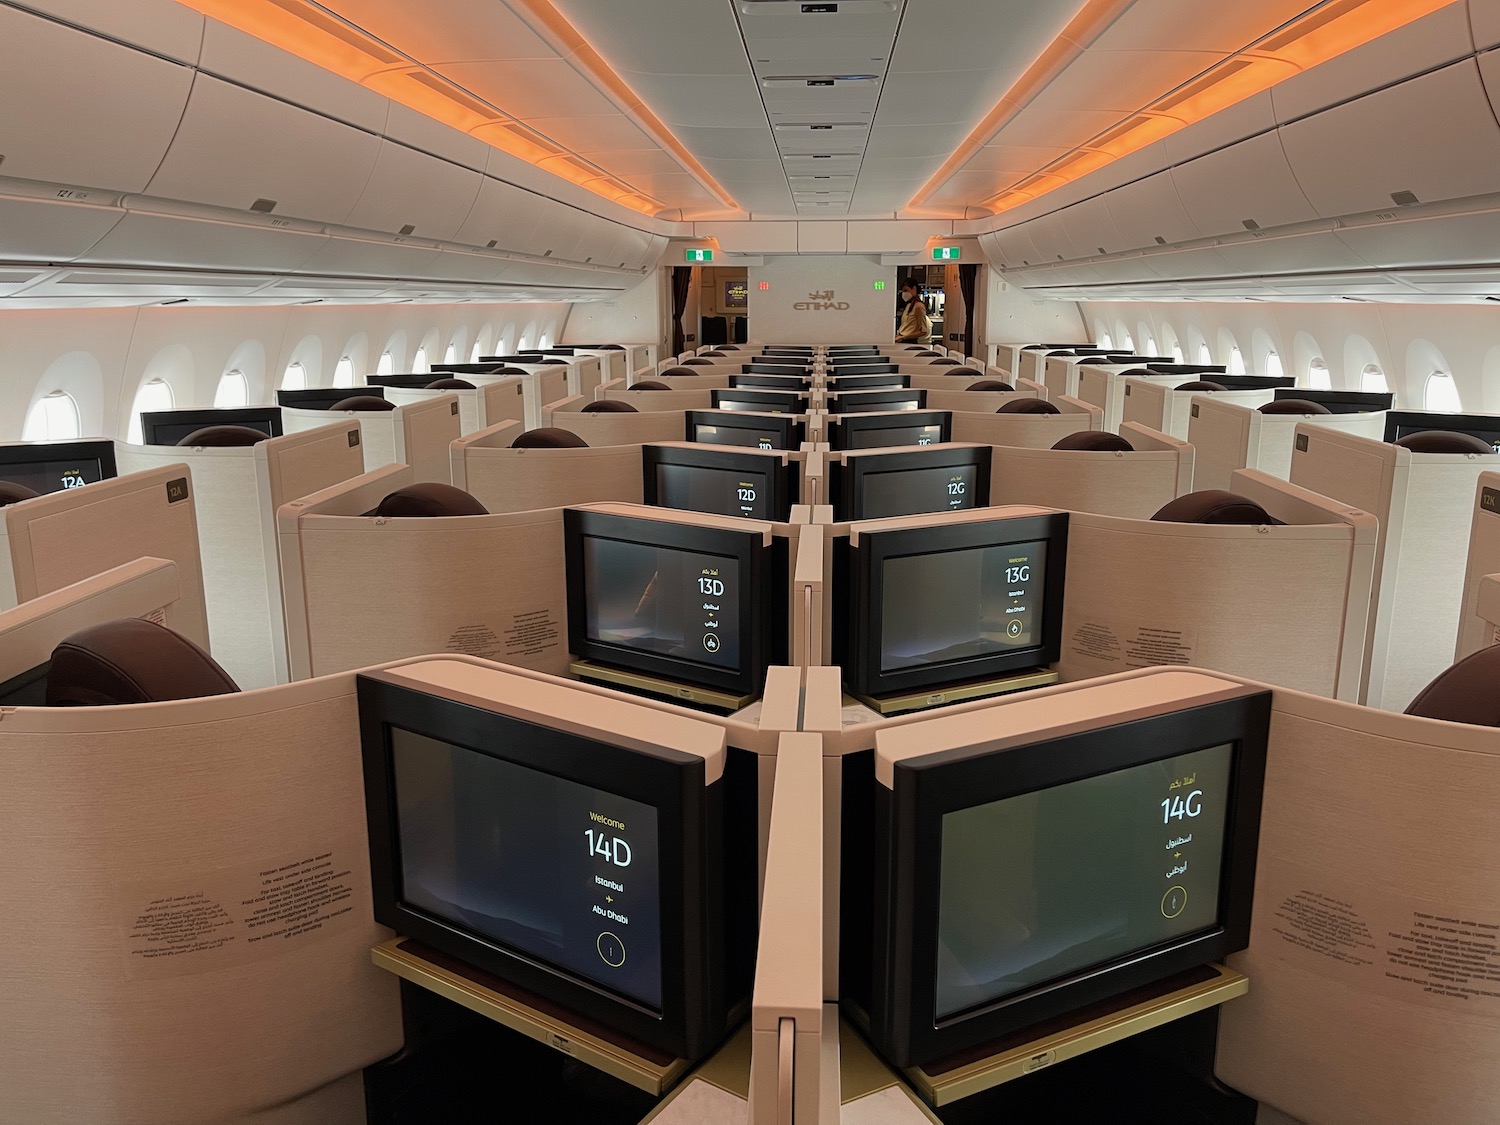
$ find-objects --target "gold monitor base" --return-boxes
[850,667,1060,716]
[570,659,757,712]
[371,938,691,1096]
[904,962,1248,1107]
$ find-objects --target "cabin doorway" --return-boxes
[698,266,748,347]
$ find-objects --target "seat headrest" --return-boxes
[542,359,569,365]
[703,351,727,357]
[1052,431,1134,452]
[928,358,962,366]
[1394,430,1496,454]
[511,427,590,448]
[331,395,394,412]
[630,380,671,390]
[1404,645,1500,726]
[1152,490,1274,525]
[46,618,240,707]
[997,398,1060,414]
[426,377,475,390]
[683,358,714,365]
[580,400,638,414]
[599,344,625,350]
[0,480,41,507]
[967,379,1015,391]
[659,366,700,377]
[494,366,531,376]
[374,483,489,517]
[176,425,266,448]
[1260,398,1332,415]
[1177,380,1229,392]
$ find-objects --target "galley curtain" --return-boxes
[959,264,979,358]
[671,266,693,358]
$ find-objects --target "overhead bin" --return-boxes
[1104,171,1200,250]
[988,225,1042,269]
[1334,203,1500,270]
[1160,90,1277,168]
[0,180,125,264]
[1171,131,1319,239]
[1020,212,1084,264]
[17,0,204,61]
[86,201,329,275]
[342,141,484,243]
[1279,61,1500,219]
[1055,195,1127,259]
[0,5,194,193]
[451,177,546,254]
[512,198,588,261]
[297,229,445,280]
[1474,0,1500,50]
[145,75,382,227]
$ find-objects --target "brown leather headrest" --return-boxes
[928,358,961,366]
[1152,490,1274,525]
[494,367,531,376]
[542,359,569,365]
[46,618,240,707]
[331,395,394,412]
[373,483,489,517]
[630,380,671,390]
[1178,380,1229,392]
[1405,645,1500,726]
[967,380,1015,391]
[660,366,700,377]
[1260,399,1332,415]
[683,358,714,365]
[177,425,265,447]
[1053,431,1134,452]
[0,481,41,507]
[511,427,590,448]
[703,351,727,357]
[1395,431,1495,454]
[426,377,475,390]
[580,400,638,413]
[998,398,1061,414]
[915,350,941,357]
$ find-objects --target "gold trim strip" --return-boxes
[570,660,758,712]
[850,668,1060,716]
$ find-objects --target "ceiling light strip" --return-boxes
[172,0,667,216]
[499,0,740,213]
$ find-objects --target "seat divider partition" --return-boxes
[1456,471,1500,659]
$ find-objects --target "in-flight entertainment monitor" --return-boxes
[1271,388,1393,414]
[835,511,1067,700]
[830,390,927,414]
[857,687,1270,1067]
[828,373,910,391]
[832,445,991,522]
[1383,410,1500,451]
[730,374,809,391]
[0,439,118,495]
[643,444,796,522]
[357,669,756,1061]
[829,345,880,354]
[564,508,786,700]
[829,411,951,451]
[710,389,807,415]
[745,362,810,376]
[687,410,805,452]
[1173,375,1295,391]
[277,387,387,410]
[369,374,461,389]
[0,660,49,705]
[140,407,283,446]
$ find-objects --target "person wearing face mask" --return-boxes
[895,281,932,344]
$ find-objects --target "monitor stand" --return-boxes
[569,659,758,713]
[849,666,1060,716]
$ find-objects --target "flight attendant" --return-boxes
[895,281,932,344]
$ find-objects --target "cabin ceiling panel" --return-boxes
[315,0,556,61]
[1094,0,1319,52]
[435,60,621,118]
[525,115,658,155]
[16,0,206,61]
[612,74,769,129]
[1021,50,1227,115]
[1474,0,1500,49]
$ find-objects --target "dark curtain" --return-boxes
[959,263,979,357]
[670,266,693,358]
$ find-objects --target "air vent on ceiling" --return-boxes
[486,240,498,248]
[1155,60,1254,113]
[1089,115,1153,150]
[250,198,278,214]
[398,224,416,236]
[264,0,404,64]
[1257,0,1364,52]
[1391,190,1419,206]
[1154,236,1167,245]
[407,71,498,121]
[762,74,877,83]
[802,2,838,10]
[1242,219,1260,231]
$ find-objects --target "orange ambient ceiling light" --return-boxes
[912,0,1459,218]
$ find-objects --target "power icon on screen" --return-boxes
[597,932,626,968]
[1161,886,1188,919]
[703,633,720,653]
[1006,619,1023,638]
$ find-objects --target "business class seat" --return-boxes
[1152,490,1275,525]
[46,617,239,706]
[630,380,671,390]
[660,365,703,377]
[1259,398,1332,415]
[177,424,266,447]
[373,483,489,518]
[999,398,1060,414]
[426,377,475,390]
[1178,379,1229,392]
[1054,430,1133,452]
[330,395,395,412]
[511,427,590,448]
[1395,430,1496,454]
[1404,644,1500,726]
[928,358,961,366]
[0,481,40,506]
[580,399,638,413]
[968,379,1014,391]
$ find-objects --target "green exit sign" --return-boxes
[685,248,714,262]
[873,280,886,290]
[931,246,961,261]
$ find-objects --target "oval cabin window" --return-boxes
[1228,347,1246,376]
[1425,371,1461,412]
[214,370,248,409]
[282,362,306,391]
[127,379,174,444]
[333,357,355,388]
[1308,360,1331,390]
[1361,364,1388,394]
[23,390,81,442]
[1265,352,1283,379]
[376,352,395,377]
[413,348,429,375]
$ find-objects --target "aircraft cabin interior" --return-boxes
[6,0,1500,1123]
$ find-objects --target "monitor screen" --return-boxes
[565,509,785,696]
[277,387,386,410]
[0,440,117,495]
[688,410,804,451]
[745,363,810,376]
[834,446,991,521]
[724,280,748,309]
[829,373,909,390]
[1384,410,1500,452]
[711,390,806,415]
[140,407,283,447]
[1271,388,1392,414]
[836,512,1067,698]
[644,445,793,522]
[730,374,808,390]
[0,661,49,706]
[831,411,952,451]
[831,390,926,414]
[369,374,454,389]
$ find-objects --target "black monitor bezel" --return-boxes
[564,508,784,696]
[642,444,797,523]
[866,691,1270,1067]
[710,389,808,415]
[828,370,906,385]
[1144,365,1228,375]
[831,444,992,522]
[828,345,881,354]
[829,411,952,450]
[829,389,929,415]
[745,362,812,376]
[1174,375,1296,391]
[0,660,49,706]
[1271,388,1393,414]
[357,673,730,1059]
[836,511,1068,697]
[276,387,386,410]
[0,439,118,492]
[686,410,805,451]
[369,374,459,389]
[730,374,810,390]
[140,407,284,447]
[1383,409,1500,446]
